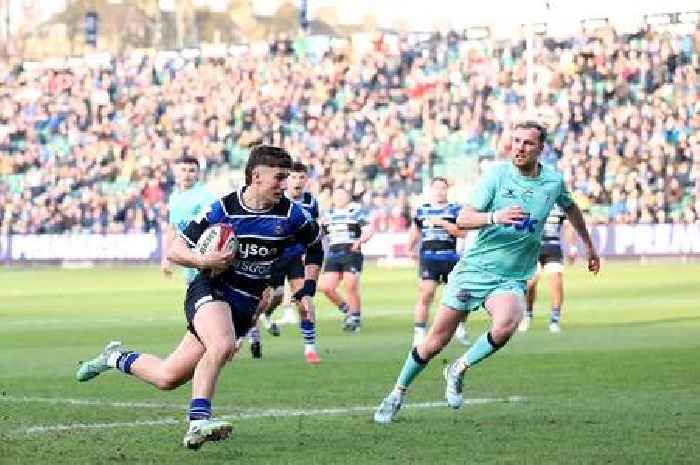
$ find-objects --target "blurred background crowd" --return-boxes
[1,20,699,235]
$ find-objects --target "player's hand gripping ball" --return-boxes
[195,224,238,275]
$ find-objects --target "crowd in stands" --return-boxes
[0,24,698,235]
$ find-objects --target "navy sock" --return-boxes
[338,303,349,314]
[116,352,140,375]
[300,319,316,346]
[414,322,427,329]
[189,398,212,420]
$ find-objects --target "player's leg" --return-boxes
[318,269,348,315]
[374,304,463,424]
[183,300,237,449]
[342,270,363,331]
[289,275,320,363]
[546,266,564,333]
[125,332,205,390]
[76,330,204,388]
[445,290,525,408]
[261,268,286,335]
[413,278,438,346]
[342,253,363,331]
[521,266,540,332]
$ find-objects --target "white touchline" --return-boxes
[17,396,526,435]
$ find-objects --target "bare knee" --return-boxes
[419,331,450,359]
[206,341,236,364]
[418,289,436,307]
[154,371,187,391]
[491,315,520,344]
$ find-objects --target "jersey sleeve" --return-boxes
[290,204,322,248]
[181,199,226,247]
[555,178,574,210]
[310,197,320,220]
[468,165,501,212]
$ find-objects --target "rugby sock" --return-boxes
[248,326,261,343]
[413,322,427,345]
[300,319,316,353]
[459,331,503,369]
[525,307,534,318]
[338,302,349,314]
[349,312,361,325]
[395,347,428,391]
[188,398,212,420]
[115,351,140,375]
[550,306,561,323]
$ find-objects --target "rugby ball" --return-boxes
[195,224,238,256]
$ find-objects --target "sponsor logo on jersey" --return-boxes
[237,243,279,258]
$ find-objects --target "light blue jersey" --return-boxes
[460,162,574,280]
[168,184,217,283]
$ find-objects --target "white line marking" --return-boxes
[0,396,186,410]
[17,396,526,435]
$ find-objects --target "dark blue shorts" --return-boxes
[270,255,305,287]
[184,274,257,341]
[419,258,458,284]
[323,251,363,273]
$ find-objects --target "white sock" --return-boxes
[106,350,122,368]
[304,343,317,354]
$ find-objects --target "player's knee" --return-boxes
[154,372,186,391]
[419,290,435,305]
[206,340,236,364]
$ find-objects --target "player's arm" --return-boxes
[351,213,374,252]
[562,220,577,263]
[456,206,525,230]
[434,218,466,238]
[167,200,235,272]
[407,222,420,259]
[160,223,176,276]
[290,216,324,302]
[564,203,600,274]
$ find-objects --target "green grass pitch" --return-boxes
[1,261,698,464]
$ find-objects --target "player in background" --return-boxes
[374,121,600,424]
[256,161,322,364]
[520,205,576,333]
[161,156,217,282]
[409,177,469,346]
[318,187,373,332]
[76,146,323,449]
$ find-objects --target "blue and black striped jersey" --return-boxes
[322,206,369,254]
[414,202,461,260]
[181,187,322,303]
[541,204,567,245]
[290,191,319,220]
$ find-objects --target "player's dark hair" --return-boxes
[245,145,293,185]
[291,161,307,173]
[175,156,200,168]
[514,120,547,145]
[431,176,449,186]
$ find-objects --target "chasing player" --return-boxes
[318,187,373,332]
[374,121,600,423]
[409,177,469,346]
[259,161,322,363]
[76,146,324,449]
